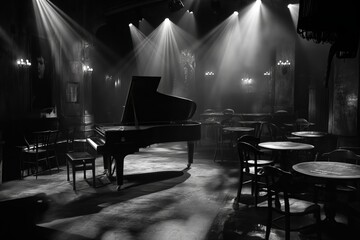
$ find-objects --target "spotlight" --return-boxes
[168,0,184,12]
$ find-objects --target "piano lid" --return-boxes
[121,76,197,126]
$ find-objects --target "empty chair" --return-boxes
[22,130,60,179]
[318,148,360,164]
[235,140,274,207]
[239,134,273,159]
[295,118,313,131]
[237,134,260,147]
[262,165,321,240]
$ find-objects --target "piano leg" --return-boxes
[112,153,125,191]
[103,153,110,174]
[187,141,195,168]
[102,154,116,181]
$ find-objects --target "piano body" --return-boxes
[87,76,201,190]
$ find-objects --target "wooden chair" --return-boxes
[315,148,360,201]
[65,128,97,190]
[294,118,313,131]
[235,140,274,207]
[22,130,60,179]
[262,165,321,240]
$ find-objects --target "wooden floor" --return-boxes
[0,141,358,240]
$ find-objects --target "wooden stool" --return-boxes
[66,152,96,190]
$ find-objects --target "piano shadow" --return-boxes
[39,170,191,222]
[122,169,188,189]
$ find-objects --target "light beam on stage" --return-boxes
[287,3,299,29]
[128,17,196,98]
[32,0,115,77]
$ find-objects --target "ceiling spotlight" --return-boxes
[169,0,184,12]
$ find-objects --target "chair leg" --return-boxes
[265,199,272,240]
[254,176,258,207]
[66,160,70,181]
[55,156,60,172]
[236,171,244,203]
[315,208,322,240]
[285,213,290,240]
[35,158,39,179]
[83,162,86,179]
[92,161,96,188]
[72,164,76,190]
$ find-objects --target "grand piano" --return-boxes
[87,76,201,190]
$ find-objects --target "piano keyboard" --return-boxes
[87,136,105,151]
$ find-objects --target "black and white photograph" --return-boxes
[0,0,359,239]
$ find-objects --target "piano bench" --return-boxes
[65,152,96,191]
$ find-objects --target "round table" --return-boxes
[293,161,360,223]
[291,131,328,138]
[293,161,360,180]
[223,127,254,133]
[291,131,328,159]
[258,141,314,151]
[258,141,314,170]
[214,127,255,162]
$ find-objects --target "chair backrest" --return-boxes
[266,123,287,141]
[238,135,260,147]
[47,130,59,146]
[223,108,235,116]
[295,118,310,131]
[262,165,292,211]
[204,108,215,113]
[251,122,263,139]
[25,130,58,153]
[318,148,360,164]
[65,127,76,152]
[30,131,50,152]
[220,116,236,128]
[237,141,263,168]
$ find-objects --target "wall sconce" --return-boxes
[277,60,291,74]
[241,77,254,93]
[105,75,112,82]
[83,65,93,72]
[205,71,215,76]
[241,77,253,85]
[114,78,121,88]
[264,71,271,76]
[16,58,31,67]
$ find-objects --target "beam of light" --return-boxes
[178,8,198,38]
[287,3,299,29]
[193,1,265,109]
[32,0,116,77]
[139,18,154,35]
[0,26,21,63]
[128,18,196,98]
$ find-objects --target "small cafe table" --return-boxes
[291,131,328,158]
[215,127,254,161]
[222,126,255,146]
[258,141,314,170]
[222,126,254,133]
[291,131,328,138]
[293,161,360,223]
